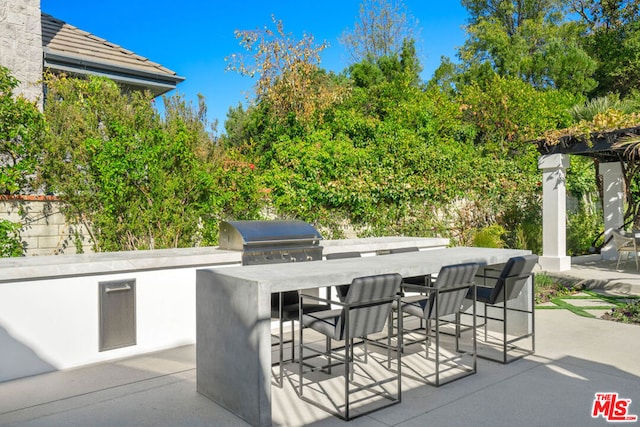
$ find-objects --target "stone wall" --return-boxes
[0,196,93,256]
[0,0,43,104]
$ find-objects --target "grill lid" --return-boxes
[218,220,323,250]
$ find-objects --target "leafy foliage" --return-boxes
[459,73,579,150]
[223,29,574,249]
[472,224,506,248]
[584,21,640,97]
[567,207,603,256]
[541,109,640,146]
[569,1,640,96]
[0,67,43,257]
[218,5,600,251]
[225,16,342,125]
[459,0,597,94]
[534,273,576,304]
[41,74,260,251]
[462,0,565,32]
[0,66,45,194]
[569,0,640,29]
[0,218,24,257]
[570,94,640,121]
[15,2,640,256]
[606,301,640,324]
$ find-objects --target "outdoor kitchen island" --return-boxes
[196,246,531,427]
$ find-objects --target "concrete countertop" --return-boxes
[205,246,531,293]
[0,237,448,283]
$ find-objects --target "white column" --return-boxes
[599,162,625,260]
[538,154,571,271]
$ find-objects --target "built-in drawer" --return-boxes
[99,279,136,351]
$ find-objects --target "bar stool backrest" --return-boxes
[489,255,539,304]
[338,273,402,340]
[426,263,479,319]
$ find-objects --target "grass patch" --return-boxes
[534,273,640,324]
[545,294,616,318]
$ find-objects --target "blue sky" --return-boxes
[40,1,469,131]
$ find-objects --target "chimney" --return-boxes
[0,0,43,106]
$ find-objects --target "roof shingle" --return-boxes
[41,13,184,95]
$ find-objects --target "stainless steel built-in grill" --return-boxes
[219,220,325,385]
[218,220,323,265]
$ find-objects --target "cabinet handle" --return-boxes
[105,284,132,293]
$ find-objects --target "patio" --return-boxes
[1,258,639,427]
[544,254,640,294]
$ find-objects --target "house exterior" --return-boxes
[2,0,184,103]
[0,0,184,255]
[1,0,43,103]
[41,13,185,97]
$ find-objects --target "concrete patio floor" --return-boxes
[543,255,640,295]
[1,258,639,427]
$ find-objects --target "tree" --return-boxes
[226,15,342,124]
[222,103,253,148]
[570,1,640,96]
[399,38,422,87]
[340,0,419,63]
[427,56,468,94]
[569,0,640,30]
[349,38,422,89]
[459,0,597,94]
[463,0,565,34]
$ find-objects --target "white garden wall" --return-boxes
[0,237,448,382]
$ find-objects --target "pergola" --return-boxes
[534,125,640,271]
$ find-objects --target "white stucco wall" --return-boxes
[0,237,449,383]
[0,268,201,382]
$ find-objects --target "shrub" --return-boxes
[567,207,603,256]
[606,302,640,324]
[0,66,45,195]
[0,219,23,257]
[534,273,575,304]
[42,74,262,251]
[472,224,506,248]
